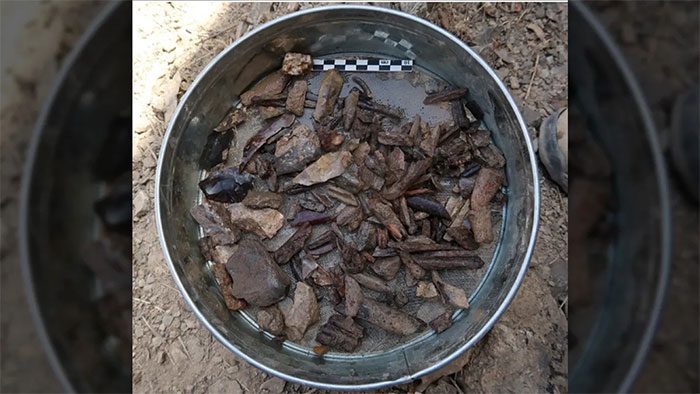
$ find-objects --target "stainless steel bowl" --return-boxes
[19,2,131,392]
[569,3,671,392]
[156,5,539,390]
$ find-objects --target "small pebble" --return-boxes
[259,377,286,393]
[509,76,520,89]
[416,281,438,299]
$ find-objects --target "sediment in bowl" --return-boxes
[156,5,538,389]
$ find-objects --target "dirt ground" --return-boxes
[132,2,568,393]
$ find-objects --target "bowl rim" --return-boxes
[155,4,541,390]
[18,2,123,392]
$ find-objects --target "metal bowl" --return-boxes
[156,5,539,390]
[19,2,131,392]
[568,3,671,392]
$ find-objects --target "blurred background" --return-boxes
[569,1,698,393]
[1,1,131,392]
[0,1,697,393]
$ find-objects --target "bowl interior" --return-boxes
[157,6,537,389]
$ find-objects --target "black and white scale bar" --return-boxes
[312,58,413,72]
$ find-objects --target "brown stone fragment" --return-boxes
[282,53,312,76]
[284,282,320,341]
[314,70,344,123]
[468,206,494,243]
[274,124,321,175]
[212,263,247,310]
[258,306,285,335]
[343,89,360,131]
[344,276,363,317]
[226,239,290,307]
[370,256,401,281]
[293,151,352,186]
[285,80,308,116]
[471,167,505,208]
[242,190,283,209]
[240,71,289,106]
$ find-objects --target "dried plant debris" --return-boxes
[471,167,505,208]
[351,272,393,294]
[355,298,423,336]
[289,210,332,227]
[416,281,439,299]
[191,52,506,353]
[429,311,454,333]
[423,87,468,105]
[273,223,312,264]
[259,106,285,120]
[469,207,494,244]
[316,314,364,352]
[412,251,485,270]
[214,108,246,132]
[240,113,295,169]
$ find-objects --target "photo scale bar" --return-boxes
[312,58,413,72]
